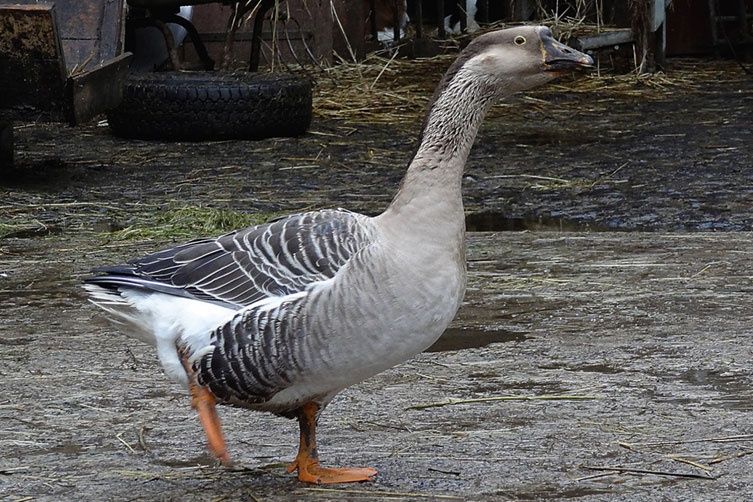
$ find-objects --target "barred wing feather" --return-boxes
[90,210,372,308]
[195,292,309,407]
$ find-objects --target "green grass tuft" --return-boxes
[107,205,280,241]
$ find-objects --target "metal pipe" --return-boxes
[249,0,275,71]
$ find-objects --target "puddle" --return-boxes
[0,224,61,239]
[465,212,607,232]
[46,442,84,455]
[0,336,34,346]
[155,453,219,468]
[508,487,615,499]
[568,363,624,374]
[426,327,529,352]
[539,363,623,374]
[679,368,753,411]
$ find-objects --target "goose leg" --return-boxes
[287,402,377,484]
[180,354,231,465]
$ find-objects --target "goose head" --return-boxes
[450,25,593,96]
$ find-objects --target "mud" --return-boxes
[2,59,753,500]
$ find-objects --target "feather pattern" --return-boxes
[84,26,587,424]
[89,209,373,309]
[196,292,309,406]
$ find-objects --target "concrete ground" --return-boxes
[1,58,752,500]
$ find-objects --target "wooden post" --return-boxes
[415,0,423,39]
[393,0,400,42]
[0,120,13,169]
[437,0,445,38]
[369,0,378,40]
[653,21,666,69]
[458,0,467,32]
[476,0,489,23]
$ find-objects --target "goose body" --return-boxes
[85,26,592,483]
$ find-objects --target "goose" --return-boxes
[84,26,592,484]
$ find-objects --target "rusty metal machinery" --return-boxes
[0,1,132,167]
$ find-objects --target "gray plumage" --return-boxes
[84,26,592,425]
[88,210,371,309]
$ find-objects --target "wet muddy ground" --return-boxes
[2,59,753,500]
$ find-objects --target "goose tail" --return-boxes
[82,282,237,386]
[83,283,155,344]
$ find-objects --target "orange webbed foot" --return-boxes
[287,458,377,484]
[288,401,376,483]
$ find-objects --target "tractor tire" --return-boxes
[107,72,312,141]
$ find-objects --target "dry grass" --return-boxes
[312,50,743,129]
[244,7,742,129]
[313,53,446,127]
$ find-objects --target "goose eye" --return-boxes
[514,36,526,46]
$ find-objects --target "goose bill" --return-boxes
[542,37,594,71]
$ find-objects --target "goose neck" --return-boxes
[383,69,497,226]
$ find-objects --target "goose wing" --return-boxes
[193,292,311,408]
[87,209,372,308]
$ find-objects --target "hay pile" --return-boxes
[313,53,445,127]
[312,50,744,129]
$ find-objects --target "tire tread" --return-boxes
[108,72,312,141]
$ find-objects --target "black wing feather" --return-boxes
[85,209,370,309]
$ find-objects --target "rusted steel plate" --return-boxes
[11,0,126,72]
[0,4,60,57]
[99,0,126,63]
[1,2,129,123]
[66,52,132,125]
[0,4,67,120]
[56,0,124,70]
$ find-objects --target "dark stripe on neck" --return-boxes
[418,36,500,142]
